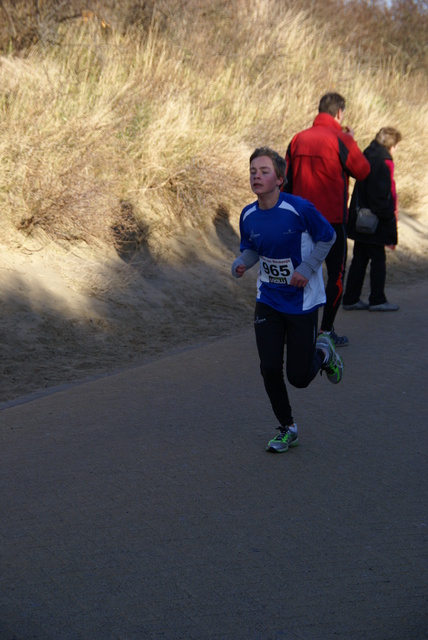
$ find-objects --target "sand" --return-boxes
[1,211,427,405]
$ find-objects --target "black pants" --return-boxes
[254,302,324,427]
[343,242,387,306]
[321,223,347,332]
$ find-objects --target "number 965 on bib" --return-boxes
[260,256,294,285]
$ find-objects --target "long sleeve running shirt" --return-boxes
[232,192,335,314]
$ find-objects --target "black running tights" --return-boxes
[254,302,324,427]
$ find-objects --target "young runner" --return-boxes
[232,147,344,453]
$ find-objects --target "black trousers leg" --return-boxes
[321,223,347,331]
[343,241,370,305]
[254,302,323,427]
[368,244,387,305]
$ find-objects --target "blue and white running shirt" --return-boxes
[238,192,335,314]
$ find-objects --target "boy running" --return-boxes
[232,147,344,453]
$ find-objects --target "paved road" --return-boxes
[1,282,427,640]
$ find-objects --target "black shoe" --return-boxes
[319,327,349,347]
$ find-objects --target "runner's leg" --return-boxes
[285,309,323,388]
[254,302,293,427]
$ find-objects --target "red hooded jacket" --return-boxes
[284,113,370,224]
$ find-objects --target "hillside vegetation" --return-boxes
[0,0,427,402]
[1,0,427,253]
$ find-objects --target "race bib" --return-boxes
[260,256,294,285]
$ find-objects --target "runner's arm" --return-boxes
[294,232,336,281]
[231,249,259,278]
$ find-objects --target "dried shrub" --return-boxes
[0,0,427,258]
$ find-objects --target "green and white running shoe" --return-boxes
[316,334,344,384]
[266,427,299,453]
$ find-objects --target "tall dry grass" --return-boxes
[0,0,427,256]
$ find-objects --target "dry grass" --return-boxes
[0,0,427,403]
[0,0,427,257]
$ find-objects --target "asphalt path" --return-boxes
[1,281,427,640]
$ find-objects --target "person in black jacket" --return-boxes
[342,127,402,312]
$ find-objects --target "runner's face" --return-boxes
[250,156,282,197]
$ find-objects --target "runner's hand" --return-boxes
[290,272,308,288]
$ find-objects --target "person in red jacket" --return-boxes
[284,93,370,347]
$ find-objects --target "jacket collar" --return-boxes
[365,140,392,161]
[313,112,341,130]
